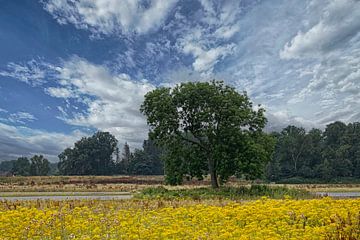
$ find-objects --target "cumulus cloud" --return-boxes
[280,0,360,59]
[44,57,154,147]
[0,122,86,161]
[42,0,178,35]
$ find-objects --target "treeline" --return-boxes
[266,121,360,182]
[0,133,163,176]
[0,155,54,176]
[58,132,163,176]
[1,121,360,182]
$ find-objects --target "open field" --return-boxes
[0,176,165,193]
[2,175,360,193]
[1,198,359,239]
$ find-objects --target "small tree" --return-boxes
[141,81,274,188]
[30,155,50,176]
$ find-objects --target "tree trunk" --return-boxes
[208,158,219,188]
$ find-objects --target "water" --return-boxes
[0,194,132,201]
[315,192,360,198]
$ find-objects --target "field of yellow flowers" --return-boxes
[0,198,359,239]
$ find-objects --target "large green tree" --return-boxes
[141,81,274,188]
[58,131,119,175]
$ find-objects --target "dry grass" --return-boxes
[1,175,360,193]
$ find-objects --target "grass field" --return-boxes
[2,175,360,193]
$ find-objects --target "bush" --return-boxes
[135,185,312,200]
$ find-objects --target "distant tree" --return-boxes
[121,142,131,173]
[324,121,347,147]
[30,155,50,176]
[128,149,150,175]
[265,133,281,181]
[48,162,59,175]
[143,140,163,175]
[11,157,30,176]
[266,121,360,182]
[128,140,164,175]
[141,80,274,188]
[323,121,352,178]
[0,160,16,174]
[304,129,323,168]
[342,122,360,177]
[318,159,333,181]
[280,126,308,176]
[58,131,118,175]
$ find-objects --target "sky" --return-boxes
[0,0,360,161]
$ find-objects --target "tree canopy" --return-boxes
[30,155,50,176]
[128,140,164,175]
[58,131,119,175]
[12,157,31,176]
[266,121,360,182]
[141,80,275,188]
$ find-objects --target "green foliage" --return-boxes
[29,155,50,176]
[11,157,30,176]
[268,121,360,182]
[135,185,312,200]
[0,160,15,174]
[128,140,164,175]
[58,131,119,175]
[121,142,131,173]
[141,80,275,188]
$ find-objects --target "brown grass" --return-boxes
[1,175,360,193]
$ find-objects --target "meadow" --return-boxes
[1,198,359,239]
[1,176,360,239]
[2,175,360,193]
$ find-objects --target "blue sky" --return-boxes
[0,0,360,161]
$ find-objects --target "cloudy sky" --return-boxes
[0,0,359,161]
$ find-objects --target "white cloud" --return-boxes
[265,110,317,132]
[8,112,37,124]
[0,60,47,86]
[174,0,242,75]
[45,56,155,147]
[280,0,360,59]
[0,122,86,161]
[0,55,155,148]
[46,87,74,98]
[42,0,178,35]
[182,42,236,74]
